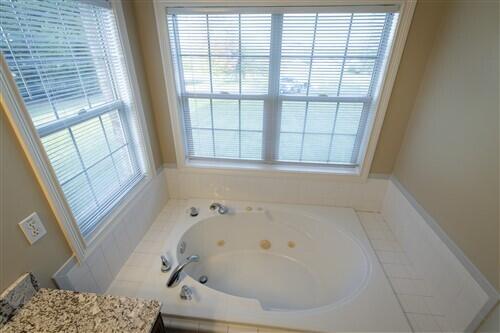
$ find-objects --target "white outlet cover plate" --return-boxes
[18,212,47,245]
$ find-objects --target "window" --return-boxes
[167,6,399,169]
[1,0,149,237]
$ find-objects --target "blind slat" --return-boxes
[1,0,145,237]
[168,8,398,166]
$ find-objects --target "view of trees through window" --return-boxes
[1,0,143,236]
[168,11,398,165]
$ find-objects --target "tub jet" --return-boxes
[199,275,208,284]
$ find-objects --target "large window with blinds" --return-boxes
[1,0,149,237]
[167,6,399,168]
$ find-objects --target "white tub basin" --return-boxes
[178,210,369,311]
[137,199,411,332]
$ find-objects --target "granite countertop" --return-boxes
[0,288,161,333]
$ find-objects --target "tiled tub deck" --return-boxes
[106,200,450,333]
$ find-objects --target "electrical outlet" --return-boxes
[18,212,47,245]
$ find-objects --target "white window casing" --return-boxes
[0,0,155,260]
[154,0,416,180]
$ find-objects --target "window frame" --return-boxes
[0,0,156,260]
[155,0,416,180]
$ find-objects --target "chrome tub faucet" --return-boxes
[166,255,200,288]
[209,202,228,214]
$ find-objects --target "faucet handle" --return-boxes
[160,255,171,272]
[209,202,229,214]
[180,285,193,300]
[186,255,200,262]
[188,207,199,217]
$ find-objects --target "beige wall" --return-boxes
[393,0,499,291]
[132,0,177,165]
[121,0,164,170]
[0,107,72,291]
[478,303,499,333]
[371,0,446,174]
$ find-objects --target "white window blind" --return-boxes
[1,0,147,237]
[167,7,398,167]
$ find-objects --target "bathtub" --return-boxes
[138,199,410,332]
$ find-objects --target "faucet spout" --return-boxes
[166,255,200,288]
[209,202,229,214]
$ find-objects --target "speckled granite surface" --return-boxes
[0,273,39,326]
[0,288,161,333]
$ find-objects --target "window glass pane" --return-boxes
[61,173,97,222]
[279,133,302,161]
[101,111,127,151]
[347,13,387,57]
[302,134,331,162]
[241,131,262,160]
[214,130,239,158]
[279,58,310,95]
[72,117,109,167]
[281,14,316,57]
[213,99,239,130]
[188,98,212,128]
[281,101,306,132]
[182,56,211,93]
[339,59,375,96]
[241,57,269,94]
[177,15,208,55]
[1,0,145,237]
[171,13,272,161]
[168,10,399,167]
[191,129,214,157]
[330,134,356,163]
[208,14,239,55]
[335,103,364,135]
[0,2,115,125]
[113,147,135,184]
[241,14,271,56]
[42,130,83,184]
[241,100,264,131]
[241,14,271,95]
[211,57,239,94]
[308,59,342,96]
[314,14,350,57]
[87,156,120,205]
[305,102,336,134]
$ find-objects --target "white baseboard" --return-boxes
[53,168,169,293]
[165,167,388,211]
[382,178,499,332]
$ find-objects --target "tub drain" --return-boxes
[199,275,208,284]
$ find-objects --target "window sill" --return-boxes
[180,159,366,182]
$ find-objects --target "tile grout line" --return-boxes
[357,211,446,332]
[355,211,417,332]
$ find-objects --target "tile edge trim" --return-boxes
[52,256,77,290]
[389,175,499,332]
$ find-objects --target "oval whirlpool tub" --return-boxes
[138,199,411,332]
[179,208,369,311]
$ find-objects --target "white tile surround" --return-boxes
[52,168,498,332]
[381,179,498,333]
[164,168,388,212]
[52,168,169,293]
[358,212,447,332]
